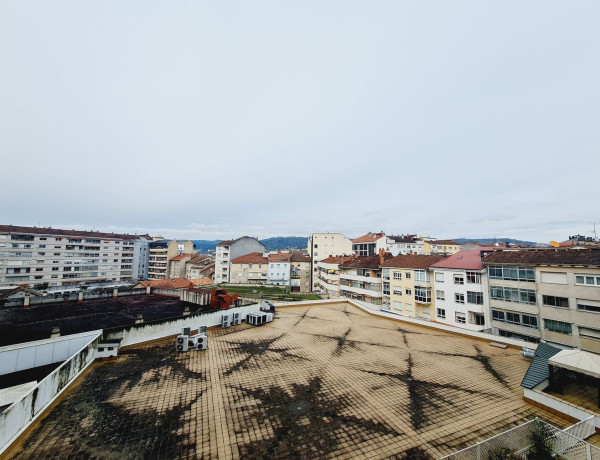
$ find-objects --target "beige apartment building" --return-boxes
[185,255,215,280]
[148,239,193,280]
[307,233,353,291]
[168,253,193,278]
[290,253,312,293]
[485,249,600,353]
[315,256,354,298]
[230,252,269,284]
[339,252,392,306]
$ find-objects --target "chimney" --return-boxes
[379,248,385,266]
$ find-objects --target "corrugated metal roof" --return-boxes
[520,342,562,389]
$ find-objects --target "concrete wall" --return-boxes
[104,303,262,347]
[524,388,600,430]
[0,331,102,455]
[0,331,104,376]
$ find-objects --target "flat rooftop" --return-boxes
[0,295,206,346]
[8,302,569,459]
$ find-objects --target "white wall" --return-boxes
[0,331,101,455]
[0,331,103,376]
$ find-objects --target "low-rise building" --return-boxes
[307,233,353,291]
[424,240,463,255]
[431,249,491,331]
[268,252,291,286]
[382,254,445,320]
[185,255,215,280]
[484,249,600,352]
[352,232,388,256]
[315,256,354,298]
[168,253,193,279]
[230,252,269,285]
[215,237,266,284]
[339,251,392,305]
[387,235,426,256]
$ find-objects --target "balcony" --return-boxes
[340,284,383,298]
[341,273,382,284]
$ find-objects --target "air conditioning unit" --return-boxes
[247,312,268,326]
[232,312,241,326]
[266,313,274,323]
[182,327,191,336]
[187,335,199,348]
[198,325,207,334]
[195,334,208,350]
[222,314,231,328]
[176,335,189,352]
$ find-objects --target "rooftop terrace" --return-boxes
[7,302,570,459]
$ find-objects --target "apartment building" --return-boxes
[339,252,392,305]
[387,235,427,256]
[316,256,355,298]
[230,252,268,284]
[215,237,266,283]
[307,233,353,290]
[424,240,463,255]
[168,253,193,278]
[132,236,150,282]
[148,240,194,280]
[382,254,445,320]
[431,249,491,331]
[268,252,291,286]
[352,233,388,256]
[0,225,149,287]
[290,253,311,293]
[185,255,215,280]
[484,249,600,352]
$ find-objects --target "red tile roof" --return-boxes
[231,252,268,264]
[484,249,600,267]
[340,253,393,269]
[290,253,311,263]
[170,254,193,261]
[319,256,355,265]
[382,254,445,269]
[189,278,214,287]
[268,252,291,263]
[352,233,385,243]
[431,249,494,270]
[0,225,139,240]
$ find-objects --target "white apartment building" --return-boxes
[0,225,149,288]
[387,235,427,256]
[352,233,388,256]
[484,249,600,353]
[267,252,291,286]
[431,249,491,332]
[307,233,353,291]
[315,256,354,298]
[215,237,266,283]
[338,253,392,306]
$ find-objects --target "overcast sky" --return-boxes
[1,1,598,243]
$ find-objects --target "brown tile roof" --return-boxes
[0,225,139,240]
[268,252,291,263]
[216,239,236,247]
[189,278,214,287]
[135,279,194,289]
[290,253,311,263]
[382,254,445,269]
[388,234,418,243]
[352,233,385,244]
[483,249,600,267]
[319,256,355,265]
[340,253,393,269]
[170,254,193,261]
[231,252,268,264]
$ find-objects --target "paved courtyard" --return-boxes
[8,302,568,459]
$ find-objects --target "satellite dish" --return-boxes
[550,241,559,248]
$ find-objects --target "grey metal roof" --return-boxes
[520,342,562,389]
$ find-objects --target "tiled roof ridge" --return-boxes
[0,224,139,240]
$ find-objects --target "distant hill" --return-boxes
[454,238,538,246]
[191,236,308,253]
[260,237,308,251]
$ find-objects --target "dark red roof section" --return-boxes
[352,233,385,244]
[484,249,600,267]
[431,248,494,270]
[388,235,418,243]
[231,252,268,264]
[340,253,393,269]
[290,253,311,263]
[382,254,445,269]
[0,225,138,240]
[216,239,236,247]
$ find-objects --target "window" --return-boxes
[405,273,411,279]
[578,303,600,313]
[314,244,318,248]
[405,288,412,295]
[455,293,465,304]
[393,272,402,280]
[454,274,464,285]
[488,266,535,282]
[506,312,520,324]
[414,270,428,283]
[383,282,390,295]
[435,272,444,282]
[575,274,600,286]
[436,290,445,300]
[405,303,413,312]
[542,295,569,308]
[38,244,46,248]
[492,309,505,321]
[436,308,446,319]
[414,287,431,303]
[466,272,481,284]
[467,291,483,305]
[38,252,45,256]
[455,312,466,324]
[490,287,536,305]
[544,319,572,335]
[471,313,485,326]
[522,314,538,328]
[393,287,402,295]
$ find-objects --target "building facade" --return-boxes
[316,256,354,298]
[485,249,600,352]
[352,233,388,256]
[382,254,445,320]
[339,252,392,305]
[431,249,491,331]
[0,225,149,288]
[307,233,353,291]
[268,252,291,286]
[424,240,463,255]
[290,253,311,293]
[230,252,269,284]
[215,237,266,283]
